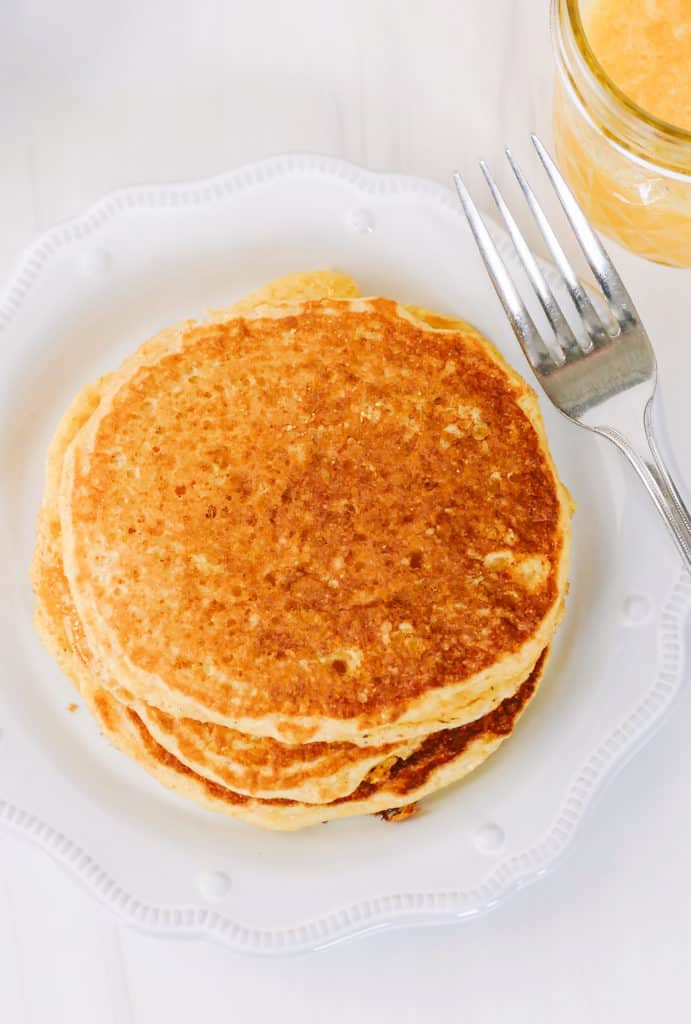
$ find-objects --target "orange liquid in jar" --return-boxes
[586,0,691,131]
[555,0,691,265]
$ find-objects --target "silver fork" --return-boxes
[453,134,691,572]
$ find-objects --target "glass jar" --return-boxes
[551,0,691,266]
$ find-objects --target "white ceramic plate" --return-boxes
[0,155,688,956]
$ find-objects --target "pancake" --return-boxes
[32,270,570,827]
[31,287,547,805]
[133,704,419,803]
[56,289,571,745]
[81,647,549,830]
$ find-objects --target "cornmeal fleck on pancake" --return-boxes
[32,270,571,829]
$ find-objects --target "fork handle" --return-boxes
[598,415,691,573]
[645,401,691,538]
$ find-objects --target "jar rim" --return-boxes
[560,0,691,147]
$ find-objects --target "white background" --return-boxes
[2,0,690,1019]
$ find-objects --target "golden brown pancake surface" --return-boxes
[59,296,569,742]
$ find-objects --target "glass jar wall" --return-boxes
[552,0,691,267]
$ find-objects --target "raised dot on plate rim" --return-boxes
[196,869,231,901]
[622,593,653,626]
[473,822,505,854]
[347,208,375,234]
[79,249,112,277]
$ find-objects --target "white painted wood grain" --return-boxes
[0,838,133,1023]
[0,858,25,1022]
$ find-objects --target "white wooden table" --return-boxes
[2,1,690,1019]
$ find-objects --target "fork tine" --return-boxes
[480,160,579,364]
[531,134,638,327]
[453,171,554,375]
[505,148,607,348]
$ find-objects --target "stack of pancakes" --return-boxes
[31,271,572,830]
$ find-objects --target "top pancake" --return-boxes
[58,287,571,744]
